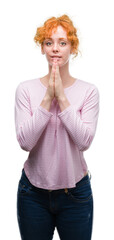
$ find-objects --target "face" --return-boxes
[41,25,72,67]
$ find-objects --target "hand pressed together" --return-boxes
[52,60,65,101]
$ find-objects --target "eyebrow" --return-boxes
[45,38,67,40]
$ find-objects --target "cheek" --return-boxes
[63,49,71,57]
[43,47,50,55]
[46,50,50,56]
[45,52,51,61]
[62,54,70,63]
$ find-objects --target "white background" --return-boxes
[0,0,114,239]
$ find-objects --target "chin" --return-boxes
[48,60,67,67]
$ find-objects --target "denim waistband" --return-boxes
[21,168,91,193]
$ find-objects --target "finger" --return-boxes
[53,58,58,63]
[50,61,58,82]
[56,64,59,71]
[52,61,57,69]
[52,62,57,73]
[49,66,55,84]
[55,64,59,77]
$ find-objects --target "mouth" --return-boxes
[51,56,62,60]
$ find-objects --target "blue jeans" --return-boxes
[17,168,93,240]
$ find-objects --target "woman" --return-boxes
[15,14,99,240]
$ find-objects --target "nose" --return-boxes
[52,43,59,52]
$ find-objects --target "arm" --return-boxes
[57,86,100,151]
[57,94,71,112]
[14,83,53,152]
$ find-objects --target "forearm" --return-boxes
[18,96,53,151]
[58,107,95,151]
[16,108,53,151]
[40,95,52,112]
[57,95,71,112]
[57,88,99,151]
[15,84,53,152]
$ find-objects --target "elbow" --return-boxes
[17,134,31,152]
[20,144,31,152]
[78,132,94,152]
[78,143,91,152]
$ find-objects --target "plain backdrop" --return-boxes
[0,0,114,239]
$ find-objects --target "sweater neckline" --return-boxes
[38,78,79,91]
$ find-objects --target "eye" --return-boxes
[60,42,66,46]
[46,42,52,46]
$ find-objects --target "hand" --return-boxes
[45,63,55,101]
[53,60,65,101]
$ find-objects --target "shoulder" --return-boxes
[77,78,99,96]
[16,78,39,89]
[78,78,98,89]
[15,78,40,94]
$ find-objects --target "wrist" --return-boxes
[57,94,71,112]
[44,94,53,102]
[57,94,66,102]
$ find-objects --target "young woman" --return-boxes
[15,14,99,240]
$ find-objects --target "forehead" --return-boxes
[50,25,67,39]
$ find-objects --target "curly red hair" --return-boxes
[34,14,80,59]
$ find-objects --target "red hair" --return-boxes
[34,14,80,59]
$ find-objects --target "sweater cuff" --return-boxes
[38,105,53,117]
[58,105,73,117]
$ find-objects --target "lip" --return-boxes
[51,56,62,58]
[51,56,62,61]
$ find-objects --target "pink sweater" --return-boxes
[14,77,99,190]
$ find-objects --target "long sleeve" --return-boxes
[14,83,53,152]
[58,86,99,151]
